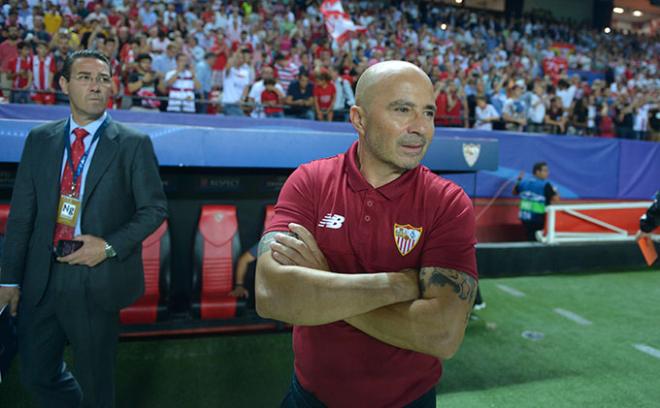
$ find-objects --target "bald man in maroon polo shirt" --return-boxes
[256,61,478,408]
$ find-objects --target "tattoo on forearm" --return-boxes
[258,231,295,257]
[419,267,477,303]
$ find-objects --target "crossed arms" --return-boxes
[255,224,477,359]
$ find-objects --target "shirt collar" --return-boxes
[69,112,107,139]
[344,140,420,201]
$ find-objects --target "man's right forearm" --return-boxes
[255,254,419,326]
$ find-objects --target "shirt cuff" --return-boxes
[0,284,20,288]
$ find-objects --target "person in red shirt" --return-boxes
[9,41,33,104]
[261,78,285,118]
[0,26,20,99]
[313,70,336,122]
[256,61,477,407]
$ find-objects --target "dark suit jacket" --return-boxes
[0,117,167,311]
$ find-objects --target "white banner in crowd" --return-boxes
[320,0,367,44]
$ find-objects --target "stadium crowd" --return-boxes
[0,0,658,140]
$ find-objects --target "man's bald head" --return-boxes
[355,61,432,109]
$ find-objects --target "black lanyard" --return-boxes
[63,116,109,194]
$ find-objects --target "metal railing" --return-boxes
[540,201,655,244]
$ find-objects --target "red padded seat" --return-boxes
[0,204,9,234]
[192,205,242,319]
[120,220,170,325]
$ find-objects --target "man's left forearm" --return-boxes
[345,293,466,360]
[345,266,476,359]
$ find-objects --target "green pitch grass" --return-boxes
[2,269,659,407]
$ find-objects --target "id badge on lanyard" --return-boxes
[56,195,81,227]
[56,116,108,229]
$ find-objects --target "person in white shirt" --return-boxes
[556,78,577,110]
[222,49,254,116]
[633,95,654,141]
[163,53,201,113]
[474,96,500,130]
[527,84,546,133]
[330,67,355,122]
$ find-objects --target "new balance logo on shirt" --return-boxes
[318,213,345,229]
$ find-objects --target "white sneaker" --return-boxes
[473,302,487,311]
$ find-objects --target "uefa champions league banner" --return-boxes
[0,104,657,200]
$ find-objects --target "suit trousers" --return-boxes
[17,261,120,408]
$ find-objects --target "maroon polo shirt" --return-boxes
[266,141,477,407]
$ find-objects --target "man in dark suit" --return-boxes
[0,49,167,408]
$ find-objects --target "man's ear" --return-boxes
[349,105,366,135]
[59,76,69,96]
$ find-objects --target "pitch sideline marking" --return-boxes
[633,344,660,360]
[553,308,592,326]
[495,284,526,297]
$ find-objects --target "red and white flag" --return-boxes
[320,0,367,44]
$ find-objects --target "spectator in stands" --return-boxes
[331,66,355,122]
[632,95,654,141]
[274,52,299,93]
[513,162,559,241]
[221,48,254,116]
[183,35,204,65]
[195,52,216,114]
[586,95,598,136]
[9,41,32,104]
[568,95,589,135]
[0,49,167,408]
[502,83,527,132]
[615,94,635,139]
[127,53,161,111]
[152,43,178,76]
[246,65,284,118]
[545,96,567,134]
[313,69,336,122]
[0,26,20,100]
[29,16,51,44]
[261,78,285,118]
[527,83,547,133]
[597,103,616,138]
[43,3,62,36]
[638,191,659,236]
[556,78,576,110]
[30,40,56,105]
[163,53,200,113]
[229,244,258,309]
[473,96,499,131]
[256,60,477,408]
[285,71,314,120]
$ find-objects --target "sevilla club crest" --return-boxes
[393,224,423,256]
[462,143,481,167]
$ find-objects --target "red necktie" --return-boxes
[53,127,89,246]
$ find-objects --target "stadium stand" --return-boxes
[0,0,657,140]
[192,204,244,320]
[119,220,171,325]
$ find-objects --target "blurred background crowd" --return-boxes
[0,0,658,140]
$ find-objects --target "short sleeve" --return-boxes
[420,186,477,280]
[264,164,317,236]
